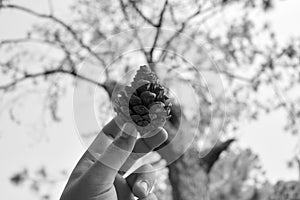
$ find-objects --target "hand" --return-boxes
[60,116,168,200]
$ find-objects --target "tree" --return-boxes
[1,0,300,199]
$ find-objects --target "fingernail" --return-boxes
[139,181,149,195]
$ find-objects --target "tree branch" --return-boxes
[0,68,104,91]
[54,32,78,73]
[129,0,158,27]
[200,139,235,173]
[1,4,107,68]
[214,68,252,83]
[0,37,63,51]
[158,4,221,62]
[148,0,168,64]
[119,0,149,63]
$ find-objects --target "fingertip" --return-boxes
[122,123,137,138]
[142,128,168,150]
[114,123,137,151]
[138,192,158,200]
[133,180,150,198]
[128,164,156,199]
[157,128,168,142]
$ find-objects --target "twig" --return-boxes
[217,69,252,83]
[0,68,104,91]
[1,4,107,68]
[119,0,149,63]
[200,139,235,173]
[54,32,77,73]
[158,5,221,62]
[129,0,157,27]
[148,0,168,64]
[0,37,60,49]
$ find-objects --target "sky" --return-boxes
[0,0,300,199]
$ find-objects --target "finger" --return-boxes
[86,116,123,157]
[88,123,137,183]
[77,116,123,166]
[119,128,168,173]
[102,116,123,138]
[138,193,158,200]
[126,164,156,199]
[114,174,135,200]
[134,128,168,153]
[68,151,97,180]
[101,116,168,153]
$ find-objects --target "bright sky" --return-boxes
[0,0,300,199]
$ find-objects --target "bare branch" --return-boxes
[0,69,63,90]
[148,0,168,64]
[129,0,157,27]
[158,5,221,62]
[200,139,235,173]
[217,69,252,83]
[1,4,107,68]
[53,32,77,73]
[0,68,104,91]
[119,0,149,62]
[0,37,61,50]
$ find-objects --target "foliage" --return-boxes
[209,148,270,200]
[10,167,67,200]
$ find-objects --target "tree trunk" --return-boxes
[167,148,210,200]
[159,120,234,200]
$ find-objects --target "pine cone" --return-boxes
[114,65,172,135]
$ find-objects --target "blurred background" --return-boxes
[0,0,300,199]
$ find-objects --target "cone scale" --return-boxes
[114,65,172,135]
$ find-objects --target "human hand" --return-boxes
[60,116,168,200]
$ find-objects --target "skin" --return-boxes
[60,116,168,200]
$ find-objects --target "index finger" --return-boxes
[102,116,168,154]
[87,123,137,183]
[119,128,168,173]
[102,116,124,138]
[85,116,168,167]
[86,116,124,158]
